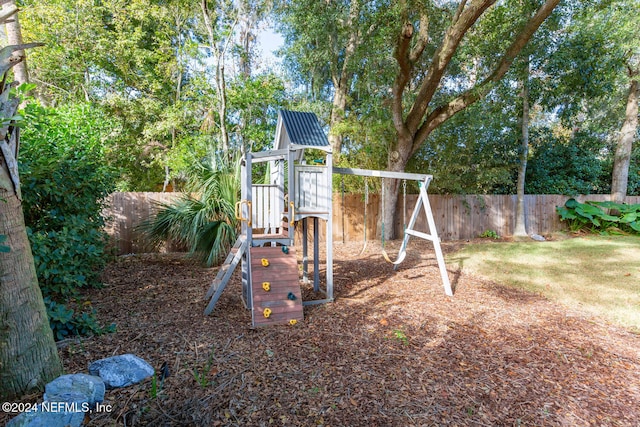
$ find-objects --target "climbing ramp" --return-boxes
[250,246,303,327]
[204,236,247,315]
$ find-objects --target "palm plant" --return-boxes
[142,149,240,266]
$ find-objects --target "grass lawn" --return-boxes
[447,235,640,331]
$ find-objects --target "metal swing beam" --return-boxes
[333,167,453,297]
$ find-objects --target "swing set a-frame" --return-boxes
[204,110,452,327]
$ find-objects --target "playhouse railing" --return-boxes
[252,184,284,233]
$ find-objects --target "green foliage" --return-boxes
[227,73,287,153]
[526,129,606,195]
[141,149,239,266]
[19,103,116,339]
[191,349,216,388]
[412,98,519,195]
[543,0,639,125]
[27,223,108,297]
[44,298,116,341]
[21,0,201,191]
[22,0,278,192]
[392,329,409,345]
[479,230,500,239]
[149,374,159,399]
[556,198,640,234]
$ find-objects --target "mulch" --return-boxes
[3,240,640,426]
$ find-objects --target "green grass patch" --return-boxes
[448,235,640,331]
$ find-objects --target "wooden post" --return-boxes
[313,216,320,292]
[325,151,334,300]
[242,153,254,312]
[302,218,309,284]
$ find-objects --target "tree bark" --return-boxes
[514,59,530,237]
[611,77,638,203]
[2,0,28,84]
[329,87,348,155]
[0,187,63,400]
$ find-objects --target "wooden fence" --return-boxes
[104,192,640,255]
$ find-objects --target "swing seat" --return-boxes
[381,247,406,265]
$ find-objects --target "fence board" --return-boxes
[105,192,640,254]
[104,192,185,254]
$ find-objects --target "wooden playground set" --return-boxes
[204,110,452,326]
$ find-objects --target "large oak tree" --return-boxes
[384,0,561,238]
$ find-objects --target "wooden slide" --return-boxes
[250,246,303,327]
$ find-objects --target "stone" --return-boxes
[530,234,546,241]
[44,373,105,406]
[6,404,85,427]
[88,354,154,388]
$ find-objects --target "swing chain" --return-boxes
[364,177,369,203]
[358,177,368,256]
[381,178,385,247]
[402,179,407,230]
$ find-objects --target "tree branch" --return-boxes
[405,0,495,134]
[451,0,468,25]
[411,0,561,155]
[338,0,361,89]
[0,43,43,78]
[391,19,414,139]
[200,0,219,56]
[0,3,17,25]
[408,11,429,63]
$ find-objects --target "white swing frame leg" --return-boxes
[396,178,453,296]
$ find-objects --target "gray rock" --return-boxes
[88,354,154,388]
[530,234,546,241]
[44,373,105,406]
[6,404,85,427]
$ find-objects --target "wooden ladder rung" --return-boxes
[204,236,248,315]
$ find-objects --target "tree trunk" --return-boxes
[328,0,361,156]
[382,134,413,240]
[328,86,347,154]
[514,60,530,237]
[0,7,62,400]
[0,188,63,400]
[200,0,233,152]
[611,77,638,203]
[2,0,28,85]
[216,60,229,152]
[380,171,402,241]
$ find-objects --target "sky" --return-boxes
[256,26,284,71]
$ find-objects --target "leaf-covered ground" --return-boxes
[4,241,640,426]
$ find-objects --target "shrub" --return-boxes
[557,198,640,234]
[19,103,116,338]
[28,219,108,297]
[526,130,605,195]
[479,230,500,239]
[44,297,116,341]
[141,150,239,266]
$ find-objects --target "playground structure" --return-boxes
[204,110,452,326]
